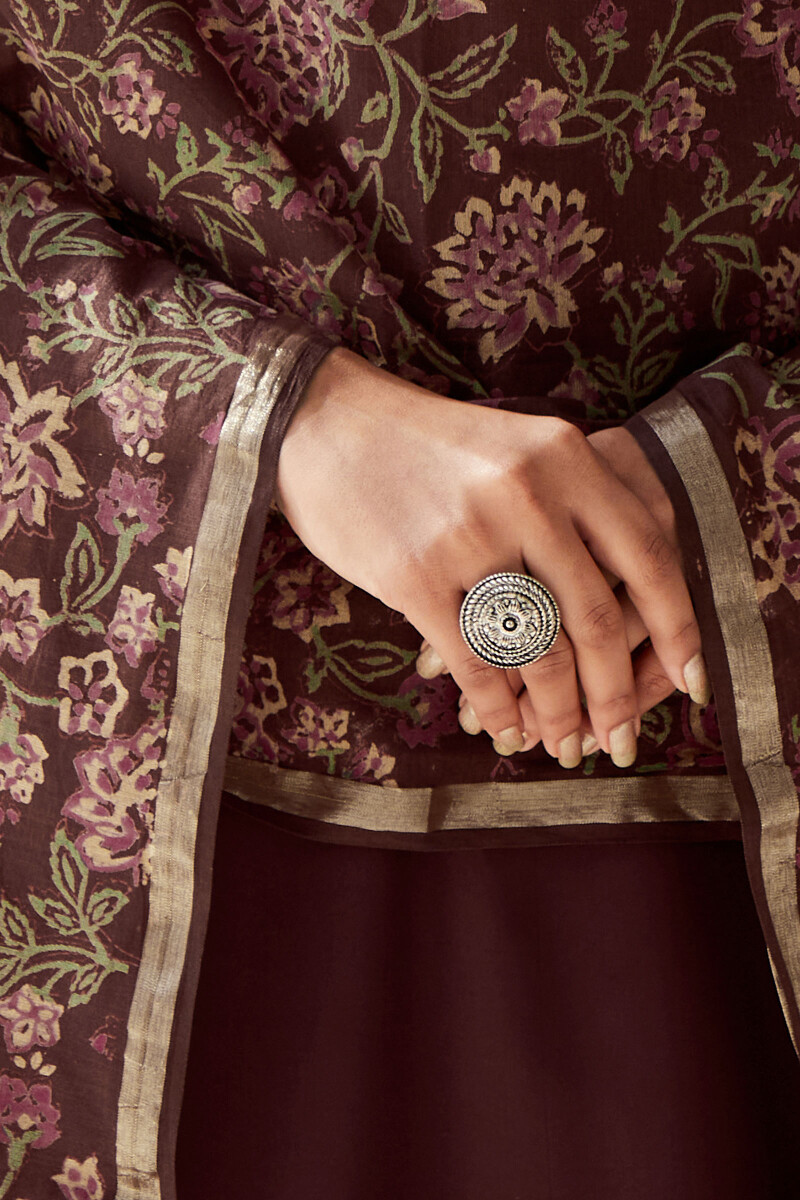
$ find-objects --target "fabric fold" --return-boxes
[629,344,800,1051]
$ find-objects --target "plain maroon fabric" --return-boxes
[176,797,800,1199]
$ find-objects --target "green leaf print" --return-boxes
[605,128,633,196]
[175,122,199,171]
[361,91,389,122]
[85,888,129,930]
[0,902,34,949]
[429,29,516,100]
[383,200,412,244]
[28,895,81,937]
[675,50,735,94]
[546,27,588,97]
[411,101,444,203]
[60,523,104,613]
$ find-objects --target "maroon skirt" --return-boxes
[176,794,800,1199]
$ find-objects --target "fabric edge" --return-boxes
[631,390,800,1051]
[115,319,334,1200]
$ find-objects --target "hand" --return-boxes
[427,424,711,762]
[277,349,703,765]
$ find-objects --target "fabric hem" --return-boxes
[630,388,800,1051]
[115,319,334,1200]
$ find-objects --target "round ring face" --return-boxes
[459,573,560,669]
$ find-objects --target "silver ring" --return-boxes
[459,572,561,669]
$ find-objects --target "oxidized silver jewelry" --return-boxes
[459,572,560,669]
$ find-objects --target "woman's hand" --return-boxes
[430,424,711,761]
[277,349,704,766]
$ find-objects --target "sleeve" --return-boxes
[627,341,800,1054]
[0,136,332,1200]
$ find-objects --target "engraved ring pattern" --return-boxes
[459,572,561,669]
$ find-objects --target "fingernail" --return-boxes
[493,725,524,756]
[609,720,637,769]
[521,733,538,752]
[581,733,599,758]
[558,732,582,770]
[459,701,482,736]
[417,645,445,679]
[683,652,711,706]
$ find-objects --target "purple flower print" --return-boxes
[99,53,174,139]
[197,0,344,137]
[0,728,47,824]
[23,87,113,194]
[105,586,159,668]
[232,181,262,213]
[99,371,167,454]
[0,986,63,1055]
[736,1,800,116]
[633,79,706,163]
[428,178,604,362]
[0,1075,60,1150]
[95,468,168,545]
[585,0,627,41]
[506,79,568,147]
[0,572,48,664]
[282,699,350,758]
[62,724,163,880]
[53,1154,105,1200]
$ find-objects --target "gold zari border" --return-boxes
[224,756,738,833]
[644,392,800,1048]
[116,330,313,1199]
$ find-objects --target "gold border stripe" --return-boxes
[644,393,800,1043]
[224,757,738,833]
[116,333,307,1199]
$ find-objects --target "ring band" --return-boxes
[459,572,561,669]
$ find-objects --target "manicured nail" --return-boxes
[683,652,711,706]
[581,733,599,758]
[459,701,482,736]
[417,645,445,679]
[609,720,637,769]
[493,725,524,756]
[558,732,582,770]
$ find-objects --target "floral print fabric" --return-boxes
[1,0,800,1193]
[0,131,296,1195]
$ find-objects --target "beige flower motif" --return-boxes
[0,356,85,541]
[283,700,350,758]
[761,246,800,337]
[52,1153,105,1200]
[58,650,129,739]
[153,546,193,607]
[105,586,159,667]
[270,557,351,643]
[0,729,47,807]
[99,370,167,458]
[427,178,604,363]
[0,572,49,663]
[0,984,63,1053]
[735,415,800,603]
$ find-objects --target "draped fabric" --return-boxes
[0,1,799,1196]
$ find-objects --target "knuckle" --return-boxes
[526,645,574,682]
[665,614,699,647]
[638,667,674,697]
[458,654,502,691]
[575,599,624,648]
[638,530,677,587]
[536,705,581,735]
[592,691,636,725]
